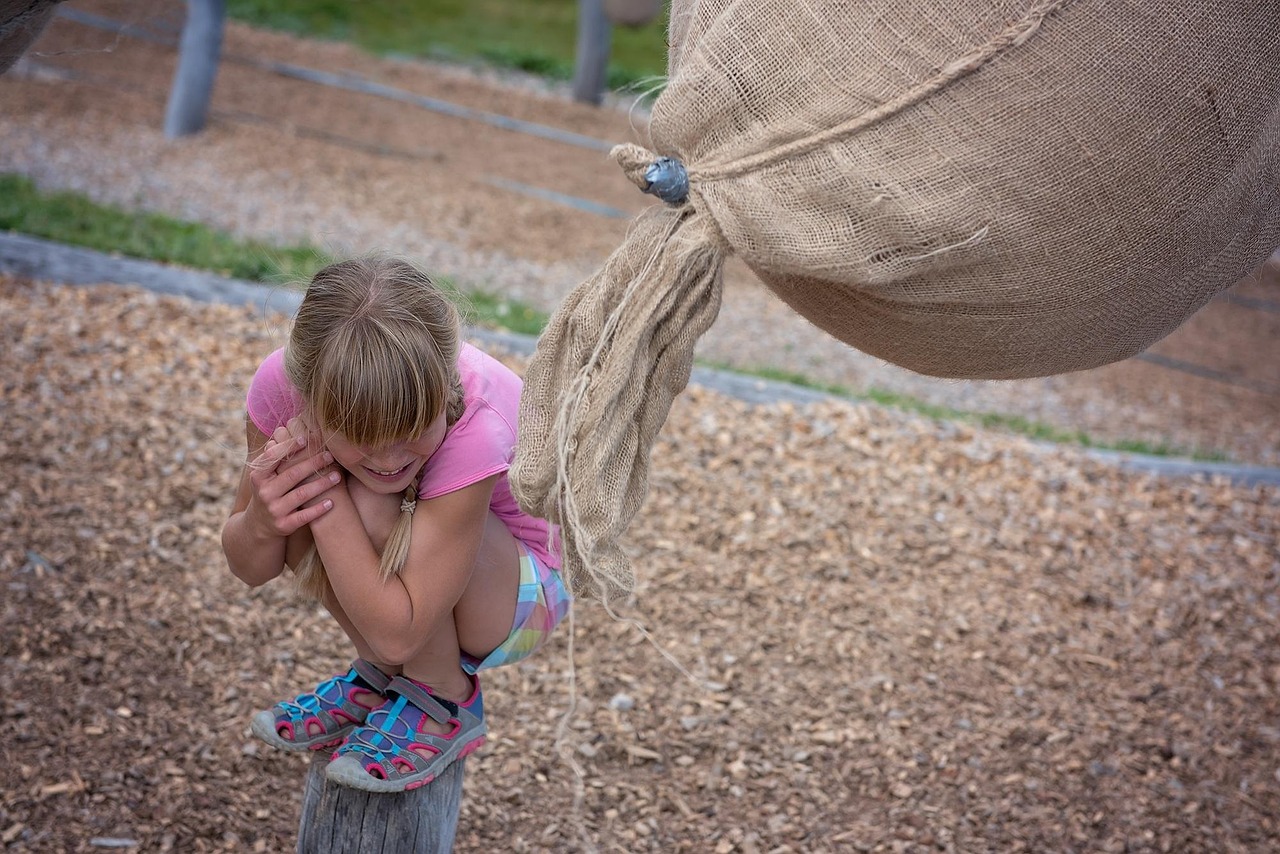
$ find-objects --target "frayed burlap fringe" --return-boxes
[511,177,726,600]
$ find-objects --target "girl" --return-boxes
[221,256,569,793]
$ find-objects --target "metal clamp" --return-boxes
[641,157,690,206]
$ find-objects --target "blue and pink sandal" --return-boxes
[324,674,486,792]
[250,659,392,752]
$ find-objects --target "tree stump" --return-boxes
[296,754,465,853]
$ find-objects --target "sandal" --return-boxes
[250,659,392,752]
[325,674,486,793]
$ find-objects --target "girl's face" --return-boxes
[324,411,449,495]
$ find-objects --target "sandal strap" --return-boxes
[385,676,456,727]
[352,659,392,693]
[273,663,388,722]
[275,680,338,717]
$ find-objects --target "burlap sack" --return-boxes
[514,0,1280,601]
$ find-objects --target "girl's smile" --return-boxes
[325,412,449,494]
[363,460,416,483]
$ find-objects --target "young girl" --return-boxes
[221,256,569,793]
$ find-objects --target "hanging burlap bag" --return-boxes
[514,0,1280,602]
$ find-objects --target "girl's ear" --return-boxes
[305,415,335,450]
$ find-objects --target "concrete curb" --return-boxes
[0,231,305,316]
[3,231,1278,487]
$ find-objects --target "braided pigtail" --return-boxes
[377,483,418,581]
[292,545,329,602]
[446,374,466,425]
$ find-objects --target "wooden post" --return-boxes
[164,0,225,138]
[296,754,466,853]
[571,0,611,105]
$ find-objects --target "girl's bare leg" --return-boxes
[343,481,522,734]
[274,501,393,738]
[397,512,520,699]
[451,511,522,665]
[320,588,400,681]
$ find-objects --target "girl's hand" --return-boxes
[246,417,343,537]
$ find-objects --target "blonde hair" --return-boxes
[284,256,465,600]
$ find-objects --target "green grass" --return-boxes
[0,174,328,284]
[224,0,670,94]
[717,364,1230,462]
[439,279,551,337]
[3,173,1224,462]
[0,173,551,334]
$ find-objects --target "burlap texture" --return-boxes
[514,0,1280,600]
[515,203,725,600]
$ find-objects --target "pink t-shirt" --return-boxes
[245,343,560,569]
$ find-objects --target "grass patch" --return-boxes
[0,173,551,334]
[713,363,1228,462]
[225,0,669,93]
[0,174,328,284]
[440,279,550,337]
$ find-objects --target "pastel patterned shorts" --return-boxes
[461,547,571,674]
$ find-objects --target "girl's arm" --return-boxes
[221,416,339,587]
[308,474,499,664]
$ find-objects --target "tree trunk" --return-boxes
[296,754,465,853]
[164,0,224,137]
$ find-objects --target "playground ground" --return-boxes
[2,2,1279,851]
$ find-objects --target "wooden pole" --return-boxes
[571,0,611,105]
[164,0,224,138]
[296,754,466,853]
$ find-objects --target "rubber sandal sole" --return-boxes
[324,734,487,793]
[250,709,354,753]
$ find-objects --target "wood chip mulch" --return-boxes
[2,275,1278,852]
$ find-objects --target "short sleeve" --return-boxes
[417,398,516,500]
[245,348,304,435]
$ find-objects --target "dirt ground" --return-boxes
[3,278,1279,853]
[2,3,1280,853]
